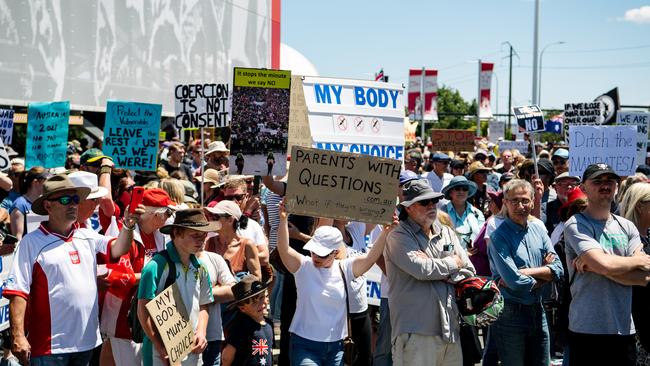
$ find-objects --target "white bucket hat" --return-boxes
[303,226,343,257]
[68,171,109,200]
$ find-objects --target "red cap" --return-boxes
[561,187,587,210]
[142,188,175,208]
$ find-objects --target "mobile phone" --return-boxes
[253,176,261,196]
[129,186,145,214]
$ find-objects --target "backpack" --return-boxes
[455,277,503,327]
[127,250,176,343]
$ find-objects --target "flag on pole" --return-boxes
[545,114,563,134]
[375,68,385,81]
[408,69,438,121]
[594,87,619,125]
[479,63,494,119]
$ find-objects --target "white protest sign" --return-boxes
[0,140,10,171]
[174,83,231,129]
[563,102,604,140]
[568,125,637,177]
[0,109,14,145]
[488,119,504,142]
[498,141,528,154]
[617,111,650,165]
[301,77,405,160]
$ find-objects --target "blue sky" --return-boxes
[282,1,650,113]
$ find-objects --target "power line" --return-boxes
[519,44,650,54]
[517,61,650,70]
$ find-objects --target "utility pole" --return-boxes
[531,0,541,105]
[502,41,518,140]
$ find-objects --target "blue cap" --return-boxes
[399,170,419,186]
[430,152,451,162]
[553,148,569,159]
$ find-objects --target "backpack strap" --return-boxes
[158,250,177,289]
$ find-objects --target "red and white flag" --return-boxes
[408,69,438,121]
[375,68,385,81]
[479,63,494,119]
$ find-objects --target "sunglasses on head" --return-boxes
[224,194,245,201]
[47,194,80,206]
[311,251,333,259]
[416,198,440,206]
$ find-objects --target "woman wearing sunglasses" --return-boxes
[440,175,485,249]
[10,167,49,240]
[277,200,395,366]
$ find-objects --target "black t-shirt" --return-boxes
[224,313,274,366]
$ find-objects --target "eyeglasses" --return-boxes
[453,186,469,192]
[223,194,245,201]
[311,251,333,259]
[416,198,440,206]
[507,198,532,206]
[47,195,80,206]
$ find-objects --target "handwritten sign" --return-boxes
[0,109,14,145]
[229,68,291,176]
[145,284,194,365]
[26,101,70,169]
[488,119,504,142]
[498,141,529,154]
[563,102,604,140]
[513,105,545,133]
[0,140,10,171]
[568,125,636,177]
[430,129,475,152]
[617,111,650,165]
[287,75,312,155]
[286,146,400,225]
[174,83,230,129]
[103,101,161,171]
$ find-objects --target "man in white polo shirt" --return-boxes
[3,175,141,365]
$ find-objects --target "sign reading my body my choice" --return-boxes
[103,101,161,171]
[302,77,405,160]
[26,101,70,169]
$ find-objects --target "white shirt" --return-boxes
[199,251,236,341]
[423,171,453,193]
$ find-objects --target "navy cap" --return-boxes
[582,163,620,182]
[399,170,419,186]
[430,153,451,162]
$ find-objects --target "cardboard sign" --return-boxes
[174,83,230,129]
[405,118,418,143]
[286,146,400,225]
[287,75,312,155]
[563,102,604,140]
[0,109,14,145]
[568,125,636,177]
[617,111,650,166]
[103,101,162,171]
[498,141,528,154]
[145,284,194,366]
[26,101,70,169]
[229,68,291,176]
[430,129,475,152]
[488,119,504,142]
[513,105,545,133]
[301,77,405,160]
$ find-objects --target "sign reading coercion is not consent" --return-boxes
[285,146,400,225]
[174,83,230,129]
[26,101,70,169]
[568,125,637,177]
[145,284,194,366]
[103,101,161,171]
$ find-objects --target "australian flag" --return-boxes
[545,114,563,134]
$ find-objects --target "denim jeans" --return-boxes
[202,340,222,366]
[372,298,392,366]
[491,301,549,366]
[30,350,94,366]
[270,271,284,321]
[290,334,343,366]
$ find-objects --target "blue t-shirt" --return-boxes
[10,196,31,215]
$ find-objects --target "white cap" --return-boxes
[204,200,242,220]
[68,171,109,200]
[303,226,343,257]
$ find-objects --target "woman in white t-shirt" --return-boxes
[277,202,393,366]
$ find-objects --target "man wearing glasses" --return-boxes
[385,179,474,365]
[3,175,142,365]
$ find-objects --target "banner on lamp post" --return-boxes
[479,63,494,120]
[408,69,438,121]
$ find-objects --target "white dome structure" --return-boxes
[280,43,319,76]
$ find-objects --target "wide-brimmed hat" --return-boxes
[32,175,91,215]
[227,274,269,309]
[303,226,343,257]
[205,141,229,156]
[68,171,109,200]
[204,200,242,220]
[442,176,478,200]
[467,161,492,179]
[399,179,444,207]
[198,168,228,188]
[159,208,221,234]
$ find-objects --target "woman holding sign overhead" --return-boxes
[277,199,395,366]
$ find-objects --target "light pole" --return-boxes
[538,41,566,108]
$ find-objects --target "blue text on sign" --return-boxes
[314,84,399,108]
[315,143,403,160]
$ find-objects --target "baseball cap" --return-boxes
[582,163,621,183]
[303,226,343,257]
[430,153,451,162]
[399,170,419,186]
[80,148,112,166]
[204,200,242,220]
[554,172,580,184]
[142,188,178,209]
[552,148,569,160]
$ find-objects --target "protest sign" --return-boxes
[301,77,405,160]
[617,111,650,166]
[563,102,604,140]
[229,68,291,176]
[405,118,418,143]
[103,101,161,171]
[145,284,193,366]
[26,101,70,169]
[286,146,400,225]
[287,75,312,155]
[498,140,528,154]
[174,83,230,129]
[488,119,504,142]
[0,140,10,171]
[430,129,475,152]
[513,105,545,133]
[0,109,14,145]
[568,125,636,177]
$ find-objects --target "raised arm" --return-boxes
[109,204,144,260]
[277,199,304,273]
[352,216,397,278]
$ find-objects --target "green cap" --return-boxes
[80,148,112,166]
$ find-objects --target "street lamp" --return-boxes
[538,41,566,108]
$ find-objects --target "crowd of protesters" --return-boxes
[0,131,650,366]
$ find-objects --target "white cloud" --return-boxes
[622,6,650,24]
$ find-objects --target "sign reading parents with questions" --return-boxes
[145,284,194,366]
[174,83,230,129]
[286,146,400,225]
[568,125,637,177]
[26,101,70,169]
[103,101,161,171]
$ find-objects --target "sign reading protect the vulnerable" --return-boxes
[145,284,194,366]
[103,101,161,171]
[26,101,70,169]
[0,109,14,145]
[617,111,650,166]
[174,83,230,129]
[301,77,405,160]
[568,125,636,177]
[286,146,400,225]
[430,129,475,152]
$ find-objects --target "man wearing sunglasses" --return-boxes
[423,153,453,193]
[3,175,143,366]
[385,179,475,365]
